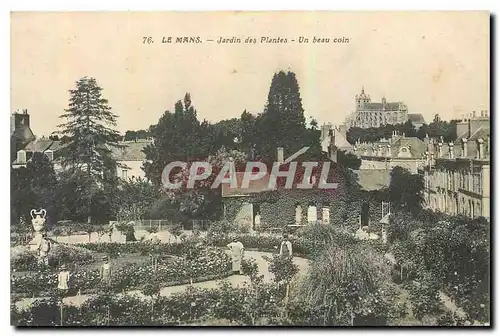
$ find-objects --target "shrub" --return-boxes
[408,272,442,320]
[265,255,299,285]
[299,243,393,326]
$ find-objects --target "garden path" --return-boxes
[14,250,310,311]
[384,252,472,322]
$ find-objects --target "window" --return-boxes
[307,205,317,223]
[295,205,302,225]
[17,150,26,164]
[472,173,481,194]
[121,169,128,179]
[322,203,330,224]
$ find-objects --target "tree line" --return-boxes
[347,115,458,145]
[11,71,360,228]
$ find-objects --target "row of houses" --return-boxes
[422,114,490,219]
[323,111,491,220]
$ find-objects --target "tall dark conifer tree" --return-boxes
[256,71,307,160]
[56,77,122,223]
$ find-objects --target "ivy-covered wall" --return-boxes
[222,187,388,232]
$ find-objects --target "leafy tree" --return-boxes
[388,166,424,215]
[347,114,457,144]
[143,93,214,186]
[55,77,123,223]
[123,129,152,142]
[240,110,257,158]
[337,150,361,170]
[11,152,59,229]
[27,152,59,226]
[56,169,113,223]
[11,167,36,228]
[165,146,247,219]
[113,177,160,221]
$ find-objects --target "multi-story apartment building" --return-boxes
[422,111,490,219]
[346,87,414,128]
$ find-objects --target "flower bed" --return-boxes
[11,246,231,298]
[12,281,281,326]
[11,244,95,272]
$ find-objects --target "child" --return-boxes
[100,255,112,285]
[57,264,70,294]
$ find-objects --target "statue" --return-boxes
[28,209,46,252]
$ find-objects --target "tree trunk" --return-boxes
[60,300,64,327]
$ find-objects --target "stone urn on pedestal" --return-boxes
[28,209,47,251]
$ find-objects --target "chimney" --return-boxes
[456,118,472,138]
[438,142,443,158]
[277,147,284,163]
[461,138,468,158]
[377,144,382,156]
[386,144,391,157]
[448,143,454,159]
[477,139,484,159]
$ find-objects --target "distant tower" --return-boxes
[355,86,371,111]
[381,96,387,107]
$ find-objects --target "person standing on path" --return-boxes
[280,234,293,257]
[100,256,112,285]
[227,238,244,275]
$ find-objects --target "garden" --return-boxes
[12,217,489,327]
[11,239,232,301]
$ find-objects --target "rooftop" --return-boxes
[110,140,152,161]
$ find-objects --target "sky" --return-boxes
[11,11,490,137]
